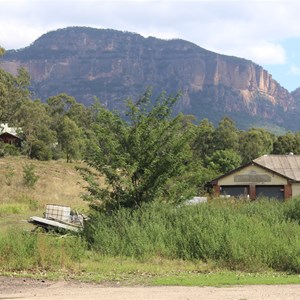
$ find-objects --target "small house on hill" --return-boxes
[0,123,22,147]
[210,154,300,201]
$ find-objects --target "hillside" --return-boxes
[2,26,300,130]
[0,156,88,209]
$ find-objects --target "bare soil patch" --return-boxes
[1,276,300,300]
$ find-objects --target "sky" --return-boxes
[1,0,300,92]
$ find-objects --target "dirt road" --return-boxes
[1,276,300,300]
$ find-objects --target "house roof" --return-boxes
[211,154,300,184]
[253,154,300,182]
[0,123,19,137]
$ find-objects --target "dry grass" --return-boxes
[0,156,89,208]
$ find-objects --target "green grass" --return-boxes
[1,252,299,286]
[84,198,300,273]
[153,271,300,286]
[0,203,29,215]
[2,255,300,286]
[0,228,86,272]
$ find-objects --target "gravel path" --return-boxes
[1,276,300,300]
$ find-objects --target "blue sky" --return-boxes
[268,38,300,92]
[1,0,300,92]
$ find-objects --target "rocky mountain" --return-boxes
[292,87,300,101]
[1,27,300,130]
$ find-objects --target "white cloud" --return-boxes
[289,65,300,76]
[242,42,287,65]
[0,0,300,68]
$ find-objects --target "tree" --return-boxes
[46,93,92,159]
[206,149,242,174]
[80,90,199,211]
[16,99,56,159]
[213,117,239,151]
[0,67,31,123]
[239,128,274,163]
[47,93,91,129]
[57,116,81,162]
[0,47,5,57]
[272,132,299,155]
[193,118,215,158]
[47,93,76,116]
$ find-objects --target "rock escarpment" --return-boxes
[2,27,299,130]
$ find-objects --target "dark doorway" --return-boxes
[256,185,284,201]
[221,186,249,198]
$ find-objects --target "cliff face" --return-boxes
[292,87,300,101]
[1,27,299,130]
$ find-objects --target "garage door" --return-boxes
[221,186,248,198]
[256,185,284,200]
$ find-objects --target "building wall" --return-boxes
[215,164,291,200]
[292,183,300,197]
[0,133,21,147]
[218,164,288,186]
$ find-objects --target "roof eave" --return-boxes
[210,160,298,184]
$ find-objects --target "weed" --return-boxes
[23,163,39,188]
[4,165,15,186]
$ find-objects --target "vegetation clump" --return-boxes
[23,163,39,188]
[84,198,300,273]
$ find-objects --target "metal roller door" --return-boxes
[256,185,284,200]
[221,186,248,198]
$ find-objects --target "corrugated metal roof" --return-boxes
[0,123,19,137]
[253,154,300,181]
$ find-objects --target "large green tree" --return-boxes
[239,128,274,163]
[0,66,31,123]
[213,117,239,151]
[193,118,215,159]
[47,93,92,129]
[206,149,242,174]
[80,90,199,211]
[57,116,81,162]
[272,132,300,155]
[17,99,56,160]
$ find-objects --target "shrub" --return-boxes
[30,140,52,161]
[4,165,15,186]
[0,142,20,157]
[23,163,39,188]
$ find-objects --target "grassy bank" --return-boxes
[0,156,90,232]
[0,156,87,207]
[1,156,300,285]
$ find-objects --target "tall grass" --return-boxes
[2,198,300,274]
[85,198,300,273]
[0,228,86,272]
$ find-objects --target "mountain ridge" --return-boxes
[1,26,300,130]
